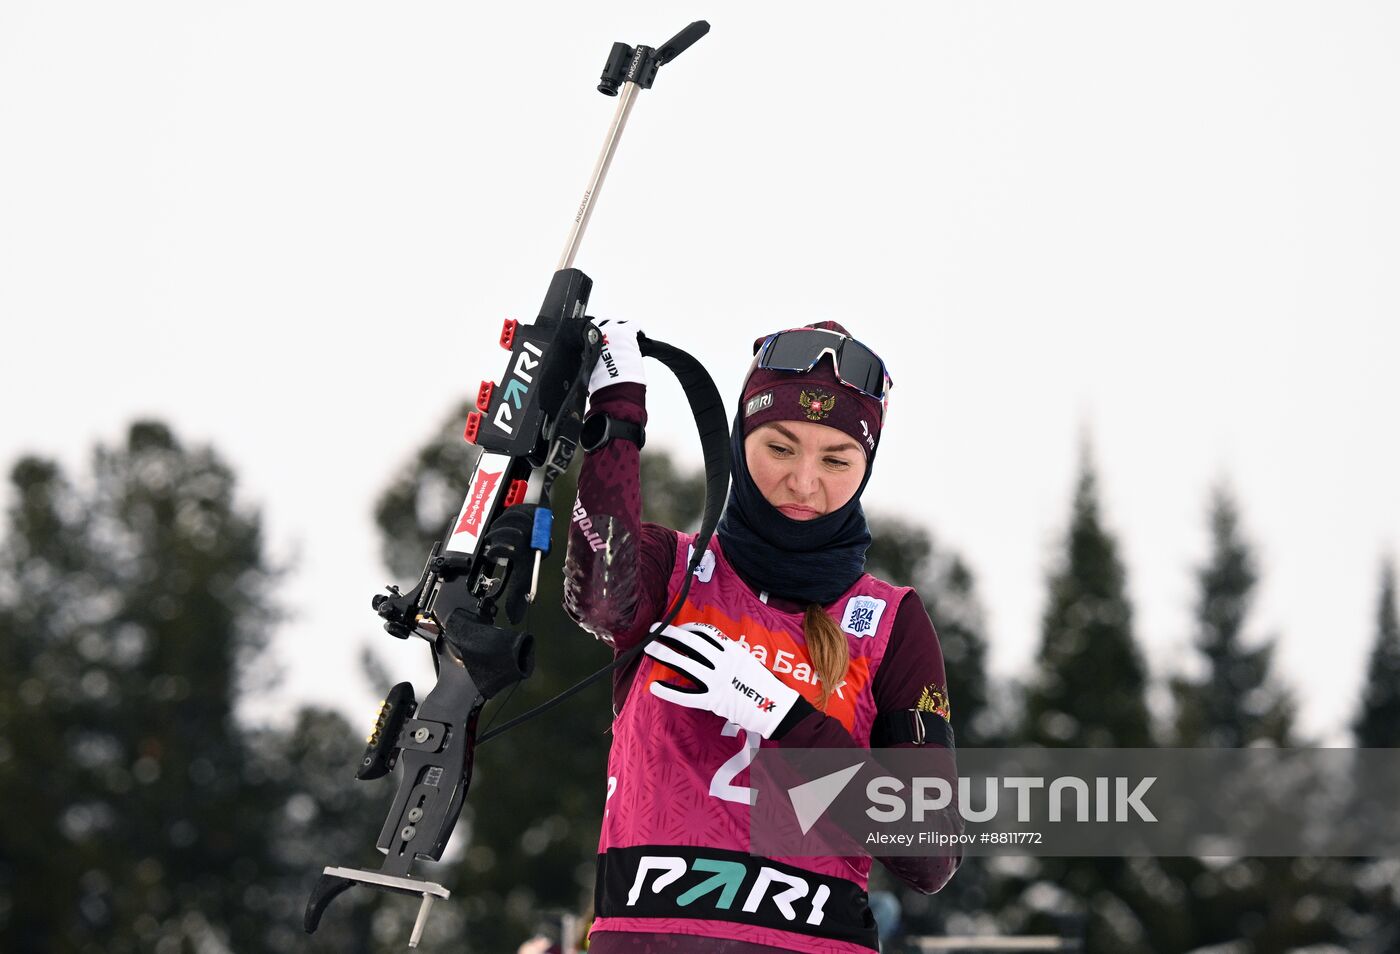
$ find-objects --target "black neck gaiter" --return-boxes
[715,408,873,606]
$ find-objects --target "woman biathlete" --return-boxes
[564,321,961,953]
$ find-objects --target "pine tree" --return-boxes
[0,423,293,952]
[0,459,91,952]
[1353,557,1400,748]
[1005,449,1184,954]
[1023,449,1152,749]
[1338,557,1400,954]
[1170,484,1293,748]
[1159,486,1350,952]
[87,423,290,951]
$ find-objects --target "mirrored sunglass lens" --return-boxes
[838,340,886,397]
[762,330,841,370]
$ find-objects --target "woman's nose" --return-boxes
[787,460,820,496]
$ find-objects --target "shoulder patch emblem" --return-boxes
[686,544,716,583]
[916,684,952,722]
[840,595,887,637]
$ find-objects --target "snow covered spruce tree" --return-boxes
[0,422,404,954]
[1002,448,1188,954]
[0,457,93,952]
[0,423,287,952]
[1170,485,1293,748]
[1023,449,1151,749]
[1339,557,1400,954]
[1353,557,1400,748]
[1161,485,1355,952]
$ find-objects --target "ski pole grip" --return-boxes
[657,21,710,65]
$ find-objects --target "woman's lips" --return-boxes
[777,504,821,520]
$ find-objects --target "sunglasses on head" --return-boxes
[753,328,893,405]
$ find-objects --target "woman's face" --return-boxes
[743,420,868,520]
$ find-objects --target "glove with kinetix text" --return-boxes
[644,622,803,739]
[588,319,645,395]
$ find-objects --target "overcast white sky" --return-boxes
[3,2,1397,744]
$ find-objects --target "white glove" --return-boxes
[588,319,646,394]
[644,623,802,739]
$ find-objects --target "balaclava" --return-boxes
[716,321,887,605]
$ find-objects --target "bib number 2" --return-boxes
[708,722,760,805]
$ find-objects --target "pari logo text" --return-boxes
[744,392,773,417]
[493,340,544,436]
[627,855,830,926]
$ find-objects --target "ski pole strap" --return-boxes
[870,709,956,749]
[476,334,730,744]
[636,333,730,547]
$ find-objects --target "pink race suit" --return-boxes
[590,532,908,953]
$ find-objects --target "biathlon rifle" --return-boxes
[303,21,730,949]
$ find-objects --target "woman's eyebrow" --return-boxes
[764,423,859,454]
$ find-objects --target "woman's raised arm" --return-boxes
[562,327,678,655]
